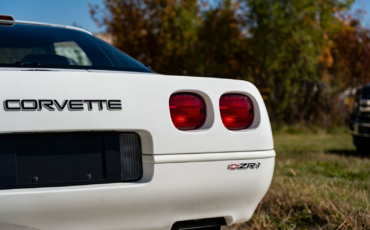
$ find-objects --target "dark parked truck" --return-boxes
[351,83,370,155]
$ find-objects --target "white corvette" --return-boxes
[0,15,275,230]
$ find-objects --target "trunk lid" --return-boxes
[0,70,273,154]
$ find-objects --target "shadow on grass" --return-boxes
[326,149,370,158]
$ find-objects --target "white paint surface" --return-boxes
[0,70,275,230]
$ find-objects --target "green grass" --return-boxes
[274,133,355,155]
[225,131,370,230]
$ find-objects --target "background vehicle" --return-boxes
[0,16,275,230]
[351,83,370,156]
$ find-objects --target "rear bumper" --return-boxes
[351,122,370,146]
[0,150,275,230]
[352,135,370,147]
[351,122,370,138]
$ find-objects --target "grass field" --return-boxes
[226,131,370,230]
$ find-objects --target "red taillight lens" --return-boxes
[0,15,14,21]
[169,93,206,130]
[220,94,254,130]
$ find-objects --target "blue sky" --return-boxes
[351,0,370,28]
[0,0,105,33]
[0,0,369,33]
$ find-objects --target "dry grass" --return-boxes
[224,132,370,230]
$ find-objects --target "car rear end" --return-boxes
[0,17,275,230]
[351,84,370,155]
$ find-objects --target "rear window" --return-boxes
[0,24,152,73]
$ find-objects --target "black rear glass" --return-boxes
[0,23,152,73]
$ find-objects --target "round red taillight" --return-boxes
[219,94,254,130]
[169,93,206,130]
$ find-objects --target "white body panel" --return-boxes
[0,70,275,230]
[0,154,275,230]
[0,71,273,154]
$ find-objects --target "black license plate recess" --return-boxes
[0,132,142,189]
[17,136,105,185]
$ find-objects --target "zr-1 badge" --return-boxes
[227,163,260,170]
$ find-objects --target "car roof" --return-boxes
[0,14,92,35]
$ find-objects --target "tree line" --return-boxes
[90,0,370,126]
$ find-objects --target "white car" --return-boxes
[0,15,275,230]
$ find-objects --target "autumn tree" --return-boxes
[244,0,354,125]
[330,17,370,87]
[90,0,370,126]
[90,0,200,75]
[194,0,252,79]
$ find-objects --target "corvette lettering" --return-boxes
[227,163,261,170]
[3,99,122,111]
